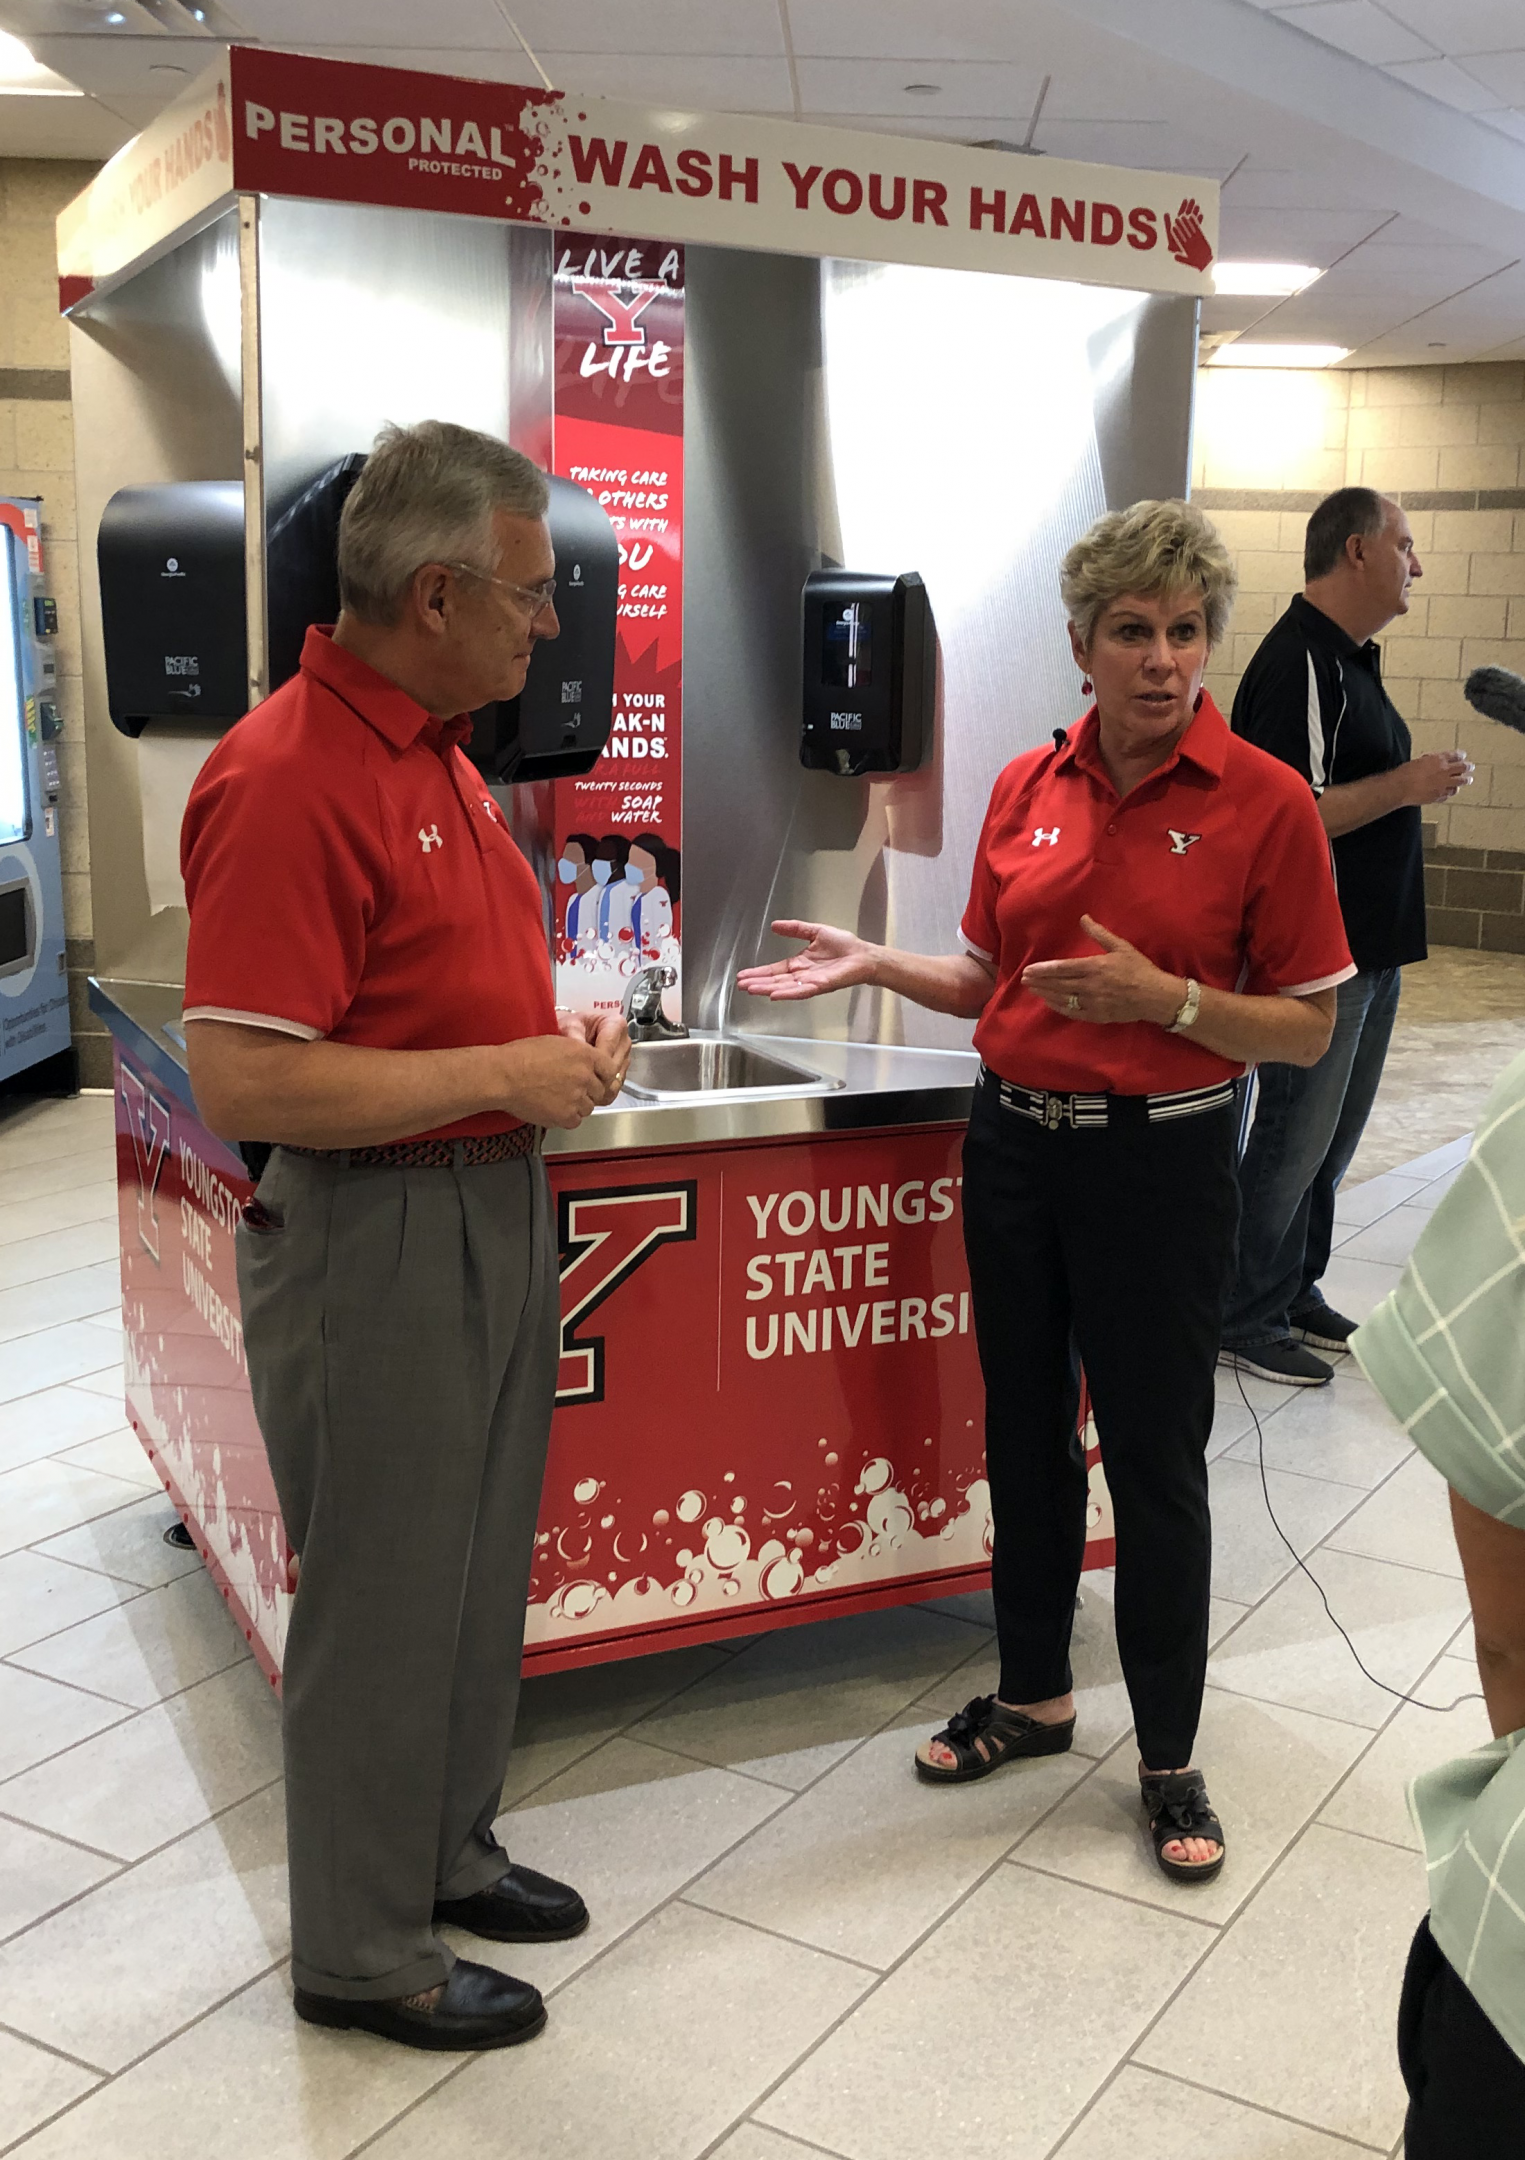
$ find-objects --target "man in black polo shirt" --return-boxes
[1220,487,1473,1386]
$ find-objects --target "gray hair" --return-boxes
[1060,498,1238,651]
[1304,486,1389,582]
[336,419,550,625]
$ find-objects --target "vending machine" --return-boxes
[0,499,71,1087]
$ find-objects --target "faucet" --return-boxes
[621,964,688,1043]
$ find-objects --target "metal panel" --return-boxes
[68,208,244,982]
[682,246,1196,1052]
[255,196,540,520]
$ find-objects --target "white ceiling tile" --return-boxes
[1480,107,1525,144]
[25,32,211,95]
[1219,205,1398,254]
[786,1,1042,63]
[1453,49,1525,103]
[795,56,1047,120]
[1383,53,1507,110]
[223,0,510,46]
[1377,0,1525,59]
[508,1,785,57]
[535,51,794,108]
[0,88,132,155]
[1272,2,1436,67]
[1222,162,1393,215]
[265,46,544,86]
[1030,118,1244,169]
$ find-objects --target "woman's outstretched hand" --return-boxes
[736,919,878,1001]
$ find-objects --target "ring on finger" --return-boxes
[1066,993,1081,1016]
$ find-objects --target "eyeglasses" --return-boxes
[448,564,558,619]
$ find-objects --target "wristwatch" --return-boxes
[1167,978,1201,1034]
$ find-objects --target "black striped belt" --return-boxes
[284,1127,540,1168]
[981,1066,1236,1129]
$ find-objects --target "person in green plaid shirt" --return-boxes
[1353,1046,1525,2158]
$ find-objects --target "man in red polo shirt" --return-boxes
[182,421,629,2053]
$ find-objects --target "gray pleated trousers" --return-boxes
[236,1145,559,2001]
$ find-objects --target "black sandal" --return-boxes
[1140,1769,1225,1884]
[914,1694,1076,1784]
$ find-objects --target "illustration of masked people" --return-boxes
[556,834,601,950]
[593,834,634,954]
[626,834,679,964]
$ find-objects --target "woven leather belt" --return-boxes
[285,1127,539,1169]
[980,1067,1236,1129]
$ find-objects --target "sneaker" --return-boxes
[1218,1338,1333,1388]
[1288,1305,1358,1353]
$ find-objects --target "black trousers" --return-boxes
[1399,1916,1525,2157]
[961,1073,1239,1770]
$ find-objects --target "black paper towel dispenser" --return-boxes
[99,482,248,737]
[463,474,619,785]
[801,569,935,777]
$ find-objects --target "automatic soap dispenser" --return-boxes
[800,569,934,777]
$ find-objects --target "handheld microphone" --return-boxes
[1464,665,1525,736]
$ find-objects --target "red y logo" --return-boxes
[556,1181,697,1403]
[120,1065,172,1264]
[573,281,660,347]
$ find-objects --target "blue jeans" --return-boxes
[1221,966,1401,1350]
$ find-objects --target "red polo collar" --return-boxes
[298,625,473,753]
[1057,691,1230,789]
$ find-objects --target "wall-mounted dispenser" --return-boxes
[98,482,248,737]
[463,474,619,785]
[800,569,935,777]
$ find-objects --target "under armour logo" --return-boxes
[419,825,443,853]
[1167,830,1202,855]
[1032,827,1061,848]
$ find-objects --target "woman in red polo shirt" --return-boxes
[739,500,1353,1883]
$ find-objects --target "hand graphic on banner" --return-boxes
[1164,198,1212,273]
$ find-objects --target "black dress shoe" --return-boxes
[434,1861,589,1943]
[293,1957,545,2052]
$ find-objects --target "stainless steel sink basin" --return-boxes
[621,1037,842,1100]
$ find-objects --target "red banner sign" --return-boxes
[59,47,1217,305]
[549,242,684,1024]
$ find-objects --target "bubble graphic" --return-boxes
[929,1497,946,1518]
[550,1579,605,1622]
[705,1522,750,1572]
[653,1509,670,1527]
[823,1452,839,1468]
[836,1519,870,1558]
[676,1549,693,1566]
[868,1490,914,1543]
[676,1489,705,1522]
[758,1538,785,1567]
[763,1481,794,1520]
[858,1457,892,1495]
[721,1577,741,1597]
[724,1471,736,1484]
[600,1514,614,1529]
[795,1527,814,1546]
[573,1477,600,1504]
[670,1578,696,1607]
[731,1498,746,1516]
[761,1554,804,1600]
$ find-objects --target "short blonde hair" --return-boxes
[1060,499,1237,650]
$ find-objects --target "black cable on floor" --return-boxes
[1237,1363,1484,1716]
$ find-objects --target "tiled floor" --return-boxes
[0,1093,1494,2159]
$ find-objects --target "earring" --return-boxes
[1081,676,1093,697]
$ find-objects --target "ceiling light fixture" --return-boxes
[0,27,86,94]
[1209,342,1351,368]
[1210,261,1325,297]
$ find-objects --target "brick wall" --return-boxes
[0,157,105,1082]
[1193,360,1525,953]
